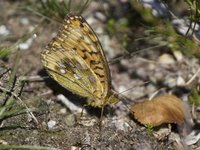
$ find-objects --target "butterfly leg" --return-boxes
[99,105,105,131]
[80,104,88,117]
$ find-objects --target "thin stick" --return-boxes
[186,67,200,85]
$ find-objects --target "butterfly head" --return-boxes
[89,90,119,108]
[108,91,119,105]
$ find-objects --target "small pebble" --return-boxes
[0,25,10,36]
[59,108,67,114]
[176,76,185,86]
[173,51,183,61]
[47,120,56,129]
[158,53,175,65]
[65,114,76,127]
[20,17,29,25]
[184,131,200,145]
[18,34,36,50]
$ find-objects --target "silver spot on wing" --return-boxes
[74,73,82,80]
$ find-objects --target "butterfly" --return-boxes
[41,14,118,108]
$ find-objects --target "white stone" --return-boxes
[176,76,186,86]
[0,25,10,36]
[20,18,29,25]
[173,51,183,61]
[57,94,85,113]
[184,131,200,145]
[47,120,56,129]
[158,53,175,65]
[18,34,36,50]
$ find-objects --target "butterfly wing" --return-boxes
[41,14,111,100]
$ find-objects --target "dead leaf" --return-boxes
[131,95,185,127]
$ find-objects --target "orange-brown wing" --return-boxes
[41,14,111,99]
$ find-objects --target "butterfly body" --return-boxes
[41,14,118,107]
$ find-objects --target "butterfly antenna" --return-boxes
[114,81,151,112]
[118,81,150,96]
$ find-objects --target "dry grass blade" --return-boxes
[0,51,37,123]
[0,144,60,150]
[131,95,185,127]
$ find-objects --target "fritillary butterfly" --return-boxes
[41,14,118,108]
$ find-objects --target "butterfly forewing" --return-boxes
[62,15,111,97]
[41,14,112,103]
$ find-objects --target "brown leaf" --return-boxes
[131,95,185,127]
